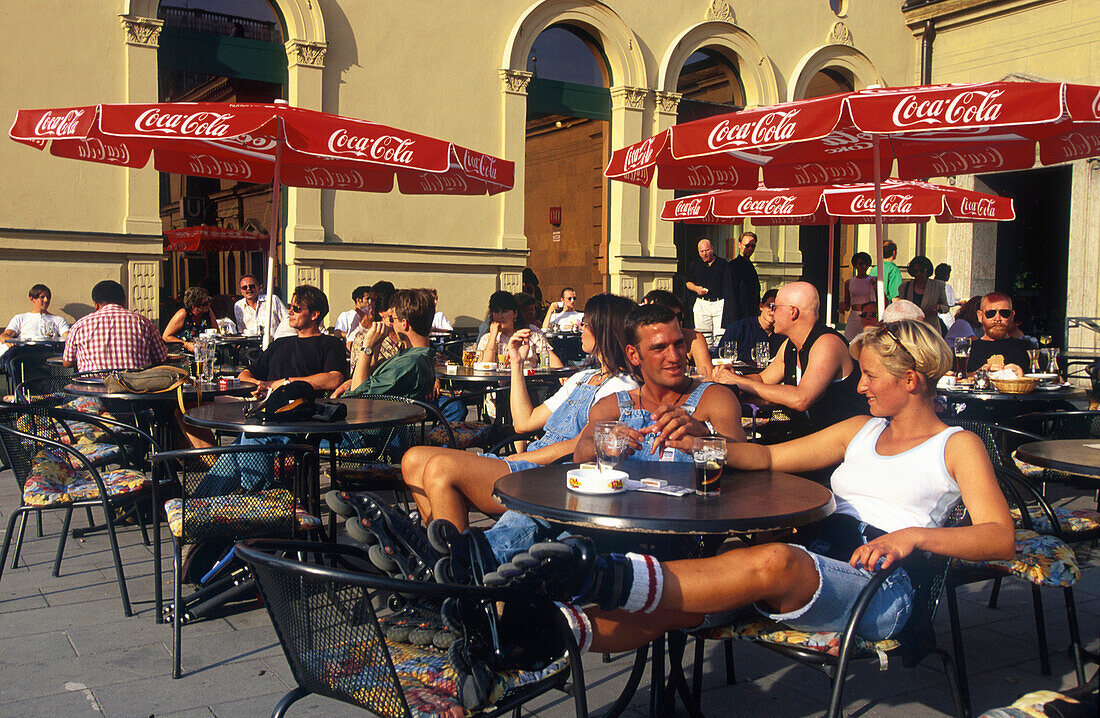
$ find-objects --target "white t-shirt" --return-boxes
[334,309,358,334]
[542,368,638,413]
[432,311,453,333]
[548,310,584,330]
[6,312,69,339]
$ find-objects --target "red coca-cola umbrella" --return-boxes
[163,226,270,253]
[607,81,1100,311]
[662,179,1015,319]
[10,100,515,345]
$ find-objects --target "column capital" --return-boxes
[655,91,683,115]
[611,86,649,111]
[285,39,327,69]
[118,14,163,48]
[499,69,533,95]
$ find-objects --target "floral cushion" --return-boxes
[698,618,899,658]
[163,488,321,539]
[63,441,123,468]
[954,530,1080,587]
[1010,506,1100,535]
[306,638,567,718]
[23,449,150,507]
[1011,451,1045,479]
[978,689,1085,718]
[740,416,770,429]
[430,421,491,449]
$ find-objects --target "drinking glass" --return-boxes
[1044,347,1061,378]
[753,341,771,369]
[1027,348,1041,374]
[953,337,971,376]
[461,343,476,367]
[719,342,735,362]
[593,421,628,473]
[692,435,726,495]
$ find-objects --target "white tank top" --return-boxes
[829,418,963,533]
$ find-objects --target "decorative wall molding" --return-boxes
[653,276,673,293]
[500,69,533,95]
[827,21,854,47]
[118,14,163,48]
[295,264,321,288]
[285,39,327,69]
[656,91,683,114]
[618,275,638,302]
[500,271,523,293]
[611,86,648,110]
[128,260,159,318]
[705,0,735,24]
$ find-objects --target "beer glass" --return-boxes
[692,436,726,495]
[953,337,971,376]
[593,421,627,473]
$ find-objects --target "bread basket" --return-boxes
[991,376,1038,394]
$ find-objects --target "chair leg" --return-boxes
[272,686,310,718]
[84,506,95,527]
[101,503,133,618]
[0,509,26,586]
[153,493,163,625]
[35,509,43,538]
[944,585,973,718]
[173,541,183,678]
[1029,584,1051,675]
[723,638,736,684]
[11,511,28,570]
[936,649,970,718]
[134,501,151,547]
[1061,587,1087,686]
[986,577,1002,609]
[691,637,704,705]
[52,507,75,577]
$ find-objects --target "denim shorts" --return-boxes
[480,452,539,474]
[756,544,914,641]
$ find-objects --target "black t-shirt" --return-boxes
[718,317,784,364]
[966,337,1031,373]
[727,255,761,321]
[250,335,350,382]
[688,256,729,300]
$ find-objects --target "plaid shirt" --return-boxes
[62,304,168,371]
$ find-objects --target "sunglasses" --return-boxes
[983,309,1013,319]
[240,284,258,290]
[763,303,776,311]
[288,304,308,314]
[859,311,878,319]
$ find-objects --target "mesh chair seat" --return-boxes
[164,489,322,540]
[308,638,568,718]
[698,618,900,660]
[23,448,149,506]
[953,529,1080,588]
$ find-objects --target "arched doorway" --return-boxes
[523,25,611,306]
[157,0,286,327]
[672,49,744,310]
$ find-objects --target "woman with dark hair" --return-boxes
[401,293,639,530]
[946,295,981,340]
[841,251,875,340]
[476,291,561,370]
[163,286,217,352]
[521,267,544,309]
[642,289,715,379]
[898,255,950,331]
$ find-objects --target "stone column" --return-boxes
[946,174,997,299]
[1068,159,1100,351]
[284,39,327,266]
[608,86,649,297]
[649,91,682,292]
[118,15,164,237]
[498,69,532,253]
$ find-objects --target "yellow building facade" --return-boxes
[5,0,917,326]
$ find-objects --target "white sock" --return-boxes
[622,553,664,614]
[556,602,593,654]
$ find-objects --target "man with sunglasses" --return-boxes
[239,285,348,397]
[233,274,287,337]
[965,292,1030,374]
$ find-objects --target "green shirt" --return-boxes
[345,346,435,400]
[869,260,902,302]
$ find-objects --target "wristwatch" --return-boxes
[361,346,374,356]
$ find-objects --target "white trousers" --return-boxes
[693,297,725,347]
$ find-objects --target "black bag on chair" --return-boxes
[246,381,318,422]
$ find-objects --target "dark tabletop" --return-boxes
[1017,440,1100,479]
[6,338,66,347]
[436,365,578,385]
[493,460,835,535]
[64,379,254,401]
[182,397,425,435]
[937,385,1084,403]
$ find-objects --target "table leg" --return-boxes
[650,636,665,718]
[666,630,707,718]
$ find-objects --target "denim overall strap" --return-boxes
[680,381,712,414]
[528,370,613,451]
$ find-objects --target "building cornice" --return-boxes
[903,0,1054,32]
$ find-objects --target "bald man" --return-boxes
[685,238,730,346]
[715,281,868,433]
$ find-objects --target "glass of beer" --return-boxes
[594,421,628,473]
[692,435,726,496]
[953,337,971,376]
[461,343,476,367]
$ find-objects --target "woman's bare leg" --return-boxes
[400,445,448,520]
[421,452,512,530]
[583,543,820,653]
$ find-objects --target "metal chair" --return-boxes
[151,442,319,678]
[692,503,970,718]
[237,537,589,718]
[0,403,160,617]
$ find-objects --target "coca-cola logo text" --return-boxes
[34,109,85,137]
[135,109,235,137]
[928,148,1005,174]
[821,128,873,154]
[74,138,131,165]
[328,130,415,165]
[621,137,656,172]
[685,165,740,188]
[850,193,914,215]
[416,173,469,193]
[1057,132,1100,160]
[790,161,861,186]
[736,195,799,215]
[958,196,998,218]
[186,154,252,179]
[302,167,364,190]
[672,198,704,217]
[707,109,801,150]
[461,152,498,181]
[221,132,277,152]
[890,90,1004,128]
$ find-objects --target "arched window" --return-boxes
[676,49,744,123]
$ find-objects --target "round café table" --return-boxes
[938,385,1084,422]
[1016,439,1100,483]
[184,398,426,538]
[6,338,66,348]
[437,365,579,426]
[494,459,834,718]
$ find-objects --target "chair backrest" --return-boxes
[15,369,77,406]
[1013,410,1100,440]
[152,443,314,543]
[943,419,1045,473]
[0,403,96,485]
[342,394,440,462]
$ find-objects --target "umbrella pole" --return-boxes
[263,118,285,351]
[873,135,886,320]
[826,220,836,326]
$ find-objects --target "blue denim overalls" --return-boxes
[614,381,712,462]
